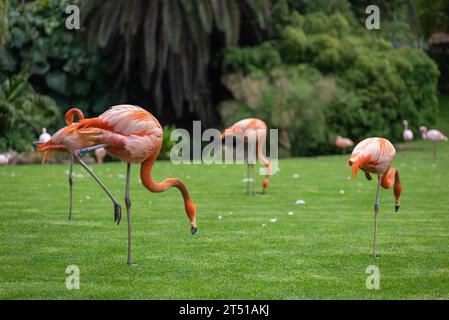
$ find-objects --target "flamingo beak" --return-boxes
[191,226,197,235]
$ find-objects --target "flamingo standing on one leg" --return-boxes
[419,126,447,166]
[402,120,414,143]
[335,135,354,154]
[221,118,271,195]
[347,137,402,257]
[38,104,198,265]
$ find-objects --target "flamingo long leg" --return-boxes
[373,174,382,257]
[250,164,255,196]
[433,142,437,166]
[68,155,73,220]
[247,164,250,195]
[73,152,122,225]
[125,163,135,265]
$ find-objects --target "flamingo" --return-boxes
[0,154,9,165]
[221,118,271,195]
[335,135,354,154]
[347,137,402,257]
[419,126,447,165]
[38,104,198,265]
[94,147,107,164]
[402,120,414,143]
[39,128,52,144]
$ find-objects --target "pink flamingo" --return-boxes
[38,105,197,265]
[347,137,402,257]
[335,135,354,154]
[402,120,414,142]
[420,126,447,165]
[221,118,271,195]
[95,147,107,164]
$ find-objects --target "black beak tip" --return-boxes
[395,205,400,213]
[191,226,197,235]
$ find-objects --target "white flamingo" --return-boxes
[420,126,448,165]
[402,120,413,142]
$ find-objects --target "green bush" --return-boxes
[0,0,115,119]
[221,10,440,156]
[159,125,177,160]
[0,74,60,152]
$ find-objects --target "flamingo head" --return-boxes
[402,120,408,128]
[185,198,197,235]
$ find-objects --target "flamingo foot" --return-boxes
[114,203,121,225]
[395,205,400,213]
[191,226,198,235]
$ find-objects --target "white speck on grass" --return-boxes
[288,211,294,216]
[117,174,125,179]
[262,224,267,227]
[10,173,15,177]
[218,215,222,220]
[186,175,191,179]
[228,211,233,215]
[270,218,278,223]
[292,174,300,179]
[340,190,345,194]
[242,178,255,182]
[86,196,91,200]
[295,199,306,205]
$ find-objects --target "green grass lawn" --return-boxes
[0,98,448,300]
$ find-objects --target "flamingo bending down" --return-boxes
[402,120,414,142]
[419,126,447,165]
[221,118,271,195]
[347,137,402,257]
[38,105,197,265]
[335,135,354,154]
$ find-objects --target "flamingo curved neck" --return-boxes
[140,156,191,203]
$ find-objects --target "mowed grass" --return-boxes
[0,99,448,300]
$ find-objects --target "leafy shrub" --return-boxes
[0,74,60,152]
[159,125,177,160]
[221,10,440,156]
[0,0,114,118]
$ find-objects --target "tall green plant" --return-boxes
[1,0,113,118]
[0,0,7,47]
[0,74,60,152]
[81,0,271,124]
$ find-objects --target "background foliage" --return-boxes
[81,0,271,127]
[0,0,447,156]
[0,74,59,152]
[220,1,440,156]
